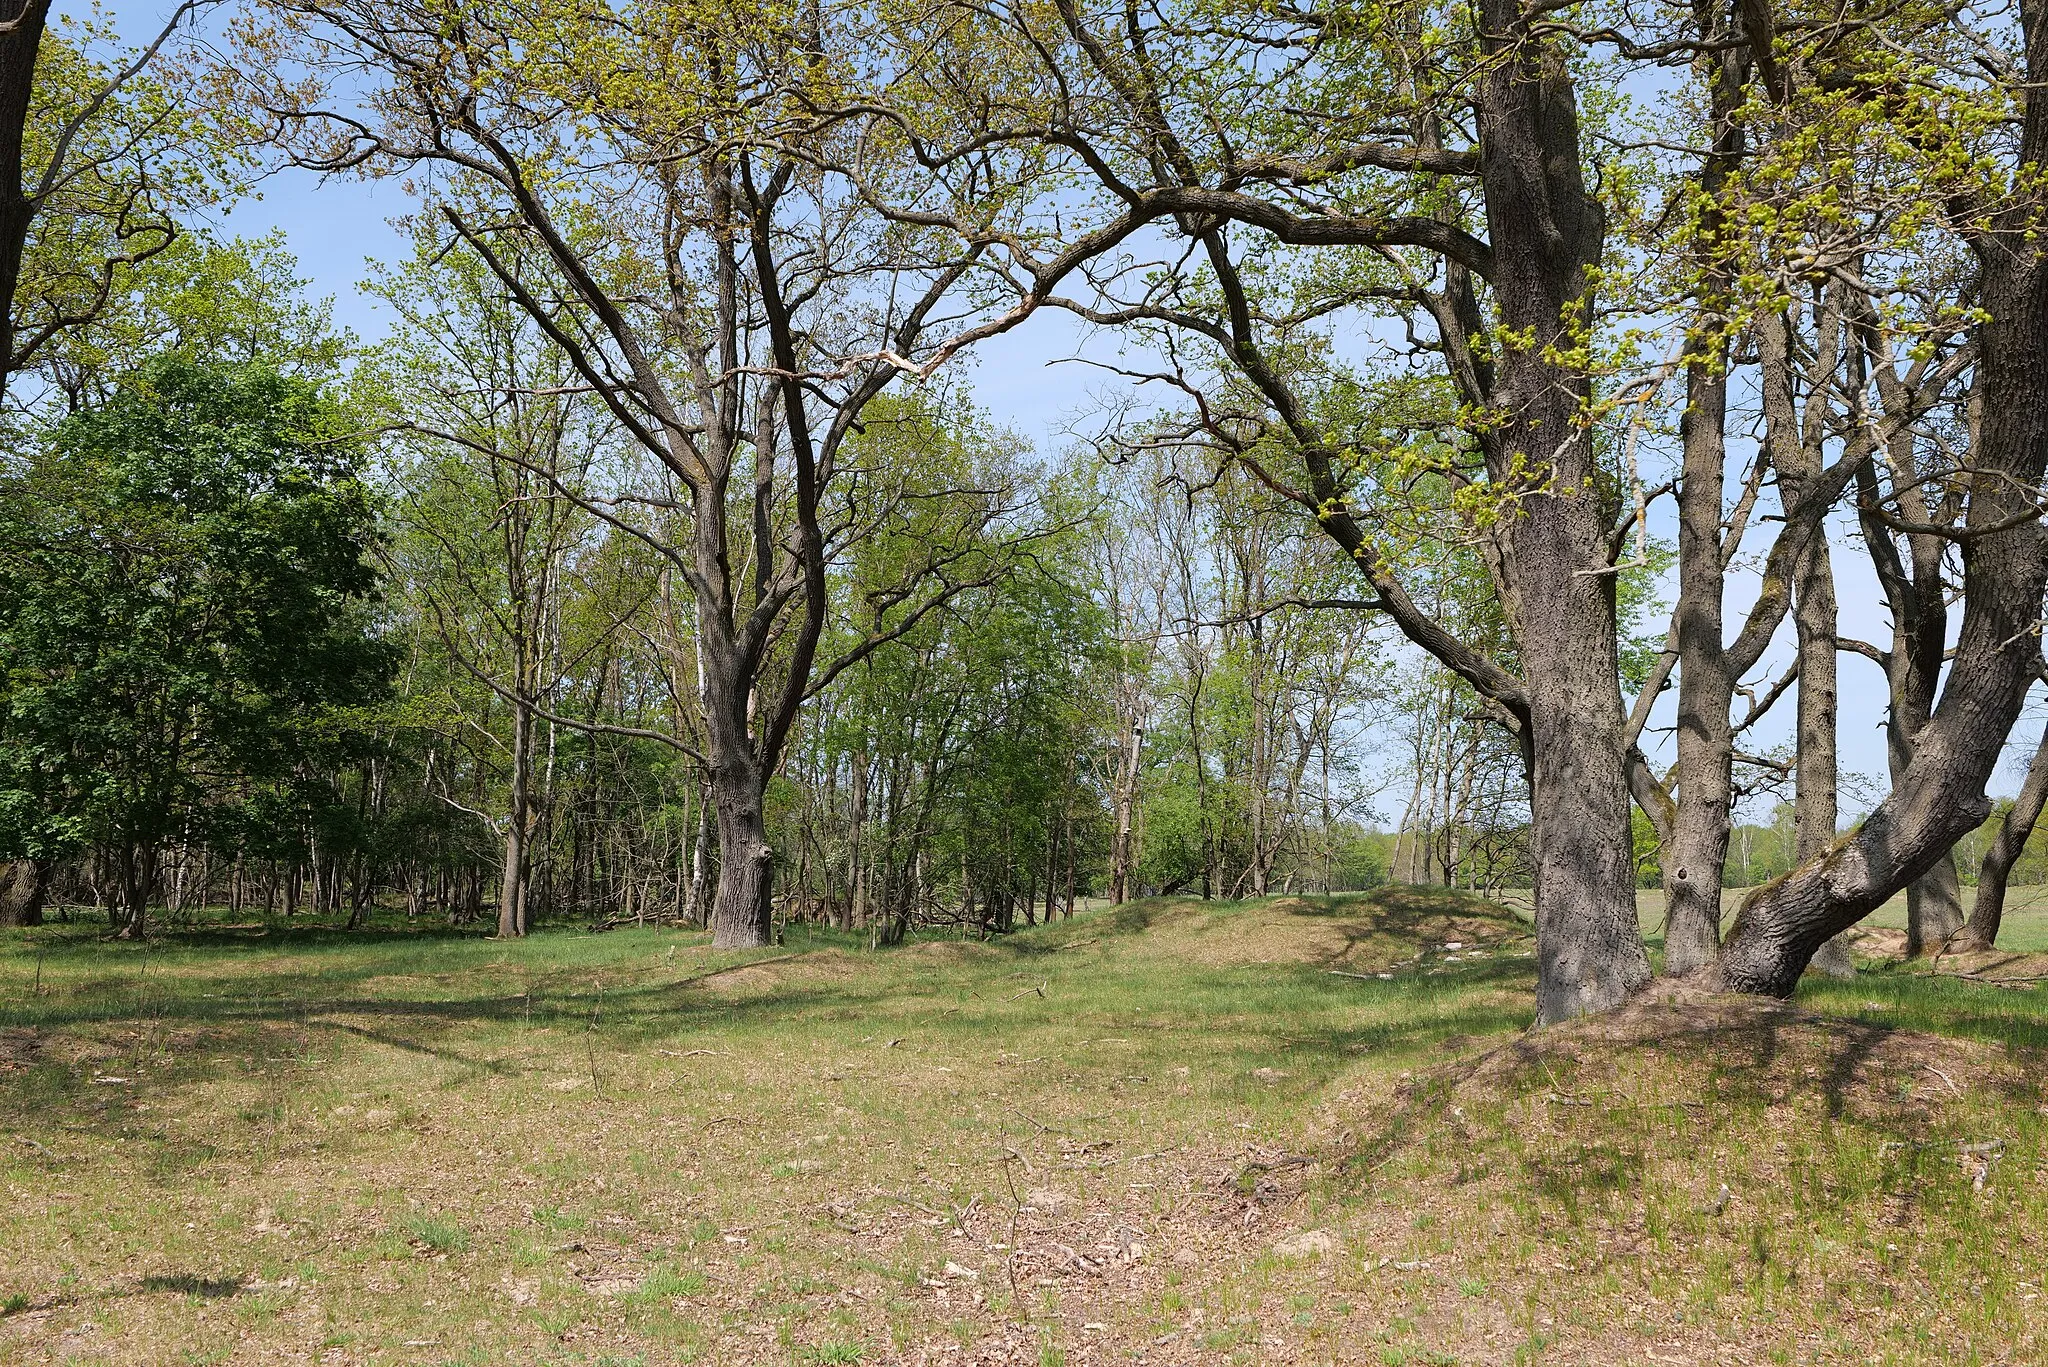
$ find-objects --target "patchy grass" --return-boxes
[0,889,2044,1365]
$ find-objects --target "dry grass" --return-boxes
[2,890,2045,1366]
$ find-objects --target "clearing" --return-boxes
[3,888,2046,1365]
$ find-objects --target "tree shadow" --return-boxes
[138,1274,245,1298]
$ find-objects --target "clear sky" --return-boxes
[94,0,2042,820]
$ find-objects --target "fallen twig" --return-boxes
[1924,1064,1963,1097]
[998,1151,1027,1319]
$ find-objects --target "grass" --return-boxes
[0,887,2045,1364]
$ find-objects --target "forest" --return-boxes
[3,0,2048,1360]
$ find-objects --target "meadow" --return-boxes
[3,888,2046,1366]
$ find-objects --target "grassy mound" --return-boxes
[1082,885,1528,974]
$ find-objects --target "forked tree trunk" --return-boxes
[1714,54,2048,991]
[1958,715,2048,950]
[114,842,155,939]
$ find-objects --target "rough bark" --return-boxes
[1714,5,2048,992]
[1959,715,2048,950]
[1472,9,1649,1022]
[709,763,773,948]
[0,858,45,927]
[1905,861,1966,957]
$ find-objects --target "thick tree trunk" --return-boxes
[1959,716,2048,950]
[709,761,773,948]
[0,858,45,927]
[1474,6,1650,1022]
[1522,599,1650,1023]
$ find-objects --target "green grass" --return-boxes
[1,888,2046,1364]
[1629,883,2048,952]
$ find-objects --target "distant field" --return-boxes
[4,890,2047,1365]
[1476,884,2048,953]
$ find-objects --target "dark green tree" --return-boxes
[0,357,391,933]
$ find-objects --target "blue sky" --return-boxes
[97,0,2041,818]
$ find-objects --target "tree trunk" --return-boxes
[1661,328,1736,975]
[848,750,870,927]
[709,760,773,948]
[0,0,52,397]
[1905,859,1966,958]
[1109,722,1142,904]
[1795,506,1856,979]
[0,858,45,928]
[498,700,532,938]
[1958,715,2048,950]
[1522,637,1650,1022]
[114,842,154,939]
[1474,5,1650,1022]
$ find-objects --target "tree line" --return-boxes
[0,0,2045,1024]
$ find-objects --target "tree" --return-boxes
[880,0,1670,1018]
[1958,706,2048,951]
[0,357,390,935]
[373,228,614,938]
[0,0,223,407]
[256,0,1057,946]
[1714,0,2048,992]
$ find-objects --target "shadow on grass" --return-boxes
[0,897,1548,1156]
[138,1274,246,1299]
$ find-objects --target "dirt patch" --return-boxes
[0,1027,41,1071]
[687,948,866,995]
[1490,988,2017,1115]
[1848,925,1910,960]
[1930,948,2048,987]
